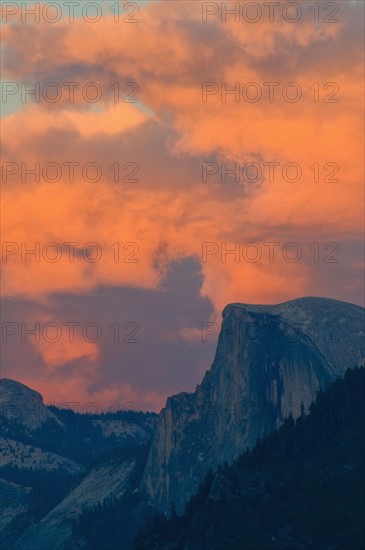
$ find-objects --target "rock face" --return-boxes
[0,378,60,431]
[142,297,365,515]
[0,378,157,549]
[13,458,136,550]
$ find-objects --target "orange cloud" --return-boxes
[1,1,364,406]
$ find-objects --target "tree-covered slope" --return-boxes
[134,366,365,550]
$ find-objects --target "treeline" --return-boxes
[0,464,81,520]
[134,366,365,550]
[71,444,155,550]
[1,410,154,467]
[49,405,156,428]
[72,492,155,550]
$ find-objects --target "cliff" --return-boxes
[141,297,365,514]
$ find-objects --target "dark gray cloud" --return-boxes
[1,258,217,410]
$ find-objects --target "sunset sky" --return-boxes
[1,1,364,411]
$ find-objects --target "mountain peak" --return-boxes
[221,296,364,378]
[223,295,364,316]
[143,296,365,514]
[0,377,42,395]
[0,377,56,430]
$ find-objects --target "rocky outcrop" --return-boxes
[142,297,365,514]
[0,378,157,549]
[0,378,60,431]
[13,458,136,550]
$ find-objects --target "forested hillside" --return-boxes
[134,366,365,550]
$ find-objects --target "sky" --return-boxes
[1,0,364,412]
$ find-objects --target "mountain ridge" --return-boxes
[141,296,365,514]
[1,296,364,546]
[135,366,365,550]
[0,378,157,549]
